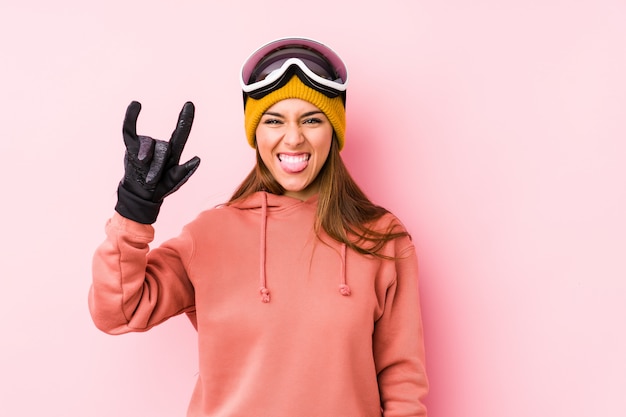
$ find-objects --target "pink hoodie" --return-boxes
[89,191,428,416]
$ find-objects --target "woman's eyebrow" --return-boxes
[301,111,324,118]
[261,110,324,118]
[262,111,283,117]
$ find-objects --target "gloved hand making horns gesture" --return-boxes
[115,101,201,224]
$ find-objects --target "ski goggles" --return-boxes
[241,37,348,100]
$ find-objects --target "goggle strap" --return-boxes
[244,66,345,103]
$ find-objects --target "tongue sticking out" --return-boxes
[279,154,309,174]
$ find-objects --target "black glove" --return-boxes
[115,101,201,224]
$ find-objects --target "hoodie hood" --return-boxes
[228,191,350,303]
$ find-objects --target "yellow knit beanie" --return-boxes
[244,76,346,150]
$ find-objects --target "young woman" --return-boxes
[89,37,429,417]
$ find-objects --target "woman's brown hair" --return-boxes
[228,136,409,258]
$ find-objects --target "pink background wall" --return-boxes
[1,1,625,416]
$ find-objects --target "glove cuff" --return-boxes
[115,183,162,224]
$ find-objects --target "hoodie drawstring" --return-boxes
[339,243,351,296]
[259,192,270,303]
[256,192,350,302]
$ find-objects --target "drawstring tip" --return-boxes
[339,284,351,296]
[260,287,270,303]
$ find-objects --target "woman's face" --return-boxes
[256,98,333,200]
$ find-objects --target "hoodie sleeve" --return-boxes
[373,239,429,417]
[88,212,196,335]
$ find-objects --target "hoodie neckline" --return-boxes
[229,191,319,211]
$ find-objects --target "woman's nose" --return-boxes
[282,124,304,147]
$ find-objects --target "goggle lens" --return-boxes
[249,48,341,84]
